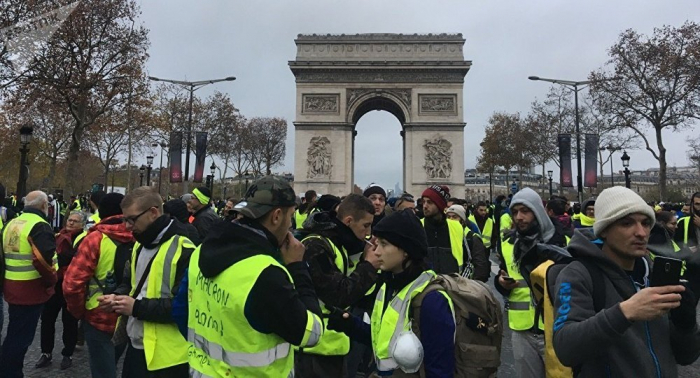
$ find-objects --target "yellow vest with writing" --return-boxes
[130,235,192,371]
[187,249,323,377]
[3,212,57,281]
[294,210,308,230]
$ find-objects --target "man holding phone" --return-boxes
[553,187,700,377]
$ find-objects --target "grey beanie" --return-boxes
[593,187,655,237]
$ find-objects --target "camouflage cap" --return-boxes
[233,175,297,219]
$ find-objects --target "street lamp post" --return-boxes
[547,170,553,197]
[621,151,631,189]
[209,162,216,195]
[146,155,154,187]
[148,76,236,194]
[600,145,620,187]
[139,165,145,187]
[17,125,33,199]
[528,75,618,203]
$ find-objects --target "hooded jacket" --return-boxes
[495,188,570,296]
[172,218,322,346]
[299,211,378,309]
[552,230,700,377]
[63,215,135,333]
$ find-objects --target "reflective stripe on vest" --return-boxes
[131,235,192,371]
[187,251,323,377]
[299,235,356,356]
[86,234,118,310]
[420,218,464,267]
[371,271,436,372]
[3,213,57,281]
[501,239,541,331]
[469,215,494,248]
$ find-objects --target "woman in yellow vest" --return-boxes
[328,209,456,376]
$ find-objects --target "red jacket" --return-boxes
[63,215,134,334]
[55,228,82,280]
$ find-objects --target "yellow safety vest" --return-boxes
[187,250,323,377]
[469,215,494,248]
[500,213,513,236]
[371,270,453,373]
[3,212,57,281]
[420,218,464,268]
[88,211,100,225]
[294,210,308,230]
[501,238,541,331]
[73,200,82,211]
[129,235,193,371]
[73,231,88,248]
[85,234,119,310]
[300,235,356,356]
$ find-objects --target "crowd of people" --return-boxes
[0,179,699,378]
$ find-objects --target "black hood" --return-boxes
[566,229,649,299]
[198,218,281,278]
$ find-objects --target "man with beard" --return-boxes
[420,185,465,274]
[98,187,195,377]
[494,188,569,378]
[675,192,700,253]
[469,201,495,252]
[295,194,380,377]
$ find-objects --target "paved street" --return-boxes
[0,259,698,377]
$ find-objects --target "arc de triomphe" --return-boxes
[289,33,471,196]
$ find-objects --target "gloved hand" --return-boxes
[326,307,355,334]
[670,285,697,330]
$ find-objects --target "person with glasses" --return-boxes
[35,210,86,371]
[63,193,134,378]
[98,187,195,378]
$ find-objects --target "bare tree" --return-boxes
[589,22,700,200]
[246,117,287,176]
[15,0,149,195]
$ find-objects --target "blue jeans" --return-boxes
[83,321,126,378]
[0,303,44,378]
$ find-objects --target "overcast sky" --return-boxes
[137,0,699,191]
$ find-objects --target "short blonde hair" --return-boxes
[121,186,163,213]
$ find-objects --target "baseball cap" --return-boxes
[234,175,297,219]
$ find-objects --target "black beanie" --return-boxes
[98,193,124,218]
[316,194,341,212]
[164,199,190,224]
[372,209,428,261]
[363,184,386,199]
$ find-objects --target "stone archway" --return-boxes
[289,33,471,196]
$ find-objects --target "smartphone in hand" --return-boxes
[650,256,683,287]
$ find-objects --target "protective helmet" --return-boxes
[390,331,424,373]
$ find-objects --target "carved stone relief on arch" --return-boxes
[423,135,452,179]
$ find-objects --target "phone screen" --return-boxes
[650,256,683,287]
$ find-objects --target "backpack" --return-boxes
[92,236,134,294]
[530,259,606,378]
[410,274,503,378]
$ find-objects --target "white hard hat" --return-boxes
[390,331,424,373]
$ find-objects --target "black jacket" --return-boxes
[196,218,322,346]
[115,219,195,323]
[299,211,378,310]
[191,206,220,241]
